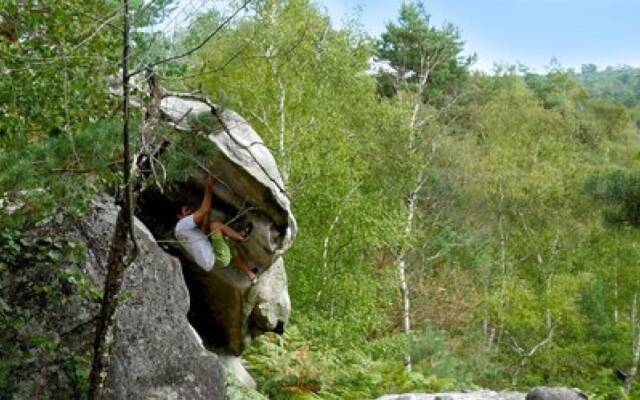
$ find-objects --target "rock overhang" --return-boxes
[159,95,297,268]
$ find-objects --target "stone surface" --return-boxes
[377,391,525,400]
[79,197,225,399]
[160,95,297,268]
[503,393,528,400]
[224,368,269,400]
[525,387,587,400]
[377,388,588,400]
[218,353,257,389]
[248,257,290,335]
[183,254,290,354]
[0,188,45,214]
[0,197,226,399]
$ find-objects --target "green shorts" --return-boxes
[211,233,235,268]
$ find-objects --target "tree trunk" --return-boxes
[397,251,412,371]
[88,2,135,397]
[509,310,553,386]
[614,269,619,323]
[319,184,359,303]
[625,294,640,393]
[269,53,289,184]
[87,207,132,399]
[395,54,431,371]
[396,171,425,372]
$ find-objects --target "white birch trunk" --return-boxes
[269,58,288,184]
[396,170,426,372]
[625,294,640,393]
[614,269,619,323]
[509,310,553,386]
[318,185,359,303]
[397,252,412,371]
[395,51,439,372]
[395,51,433,371]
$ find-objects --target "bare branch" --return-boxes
[129,0,253,77]
[508,310,554,386]
[316,183,360,303]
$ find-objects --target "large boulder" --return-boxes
[525,387,587,400]
[0,197,225,399]
[136,95,295,355]
[83,198,225,399]
[183,256,289,354]
[160,95,296,266]
[377,388,587,400]
[377,391,525,400]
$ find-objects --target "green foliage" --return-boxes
[376,1,473,102]
[160,124,221,182]
[586,170,640,225]
[0,226,97,398]
[580,65,640,108]
[0,0,121,141]
[0,119,124,228]
[244,326,457,399]
[3,0,640,397]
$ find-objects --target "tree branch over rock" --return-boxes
[87,1,255,397]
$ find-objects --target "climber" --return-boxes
[174,176,258,285]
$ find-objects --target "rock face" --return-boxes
[0,197,225,399]
[160,95,297,265]
[2,93,293,396]
[183,255,289,354]
[81,198,224,399]
[218,353,257,389]
[525,387,587,400]
[136,95,295,355]
[377,391,525,400]
[377,388,587,400]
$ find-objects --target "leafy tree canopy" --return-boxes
[376,1,474,102]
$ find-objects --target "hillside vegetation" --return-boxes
[2,1,640,399]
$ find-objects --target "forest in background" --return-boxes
[2,0,640,399]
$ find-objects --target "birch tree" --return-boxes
[376,1,470,371]
[624,294,640,393]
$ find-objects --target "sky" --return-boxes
[318,0,640,73]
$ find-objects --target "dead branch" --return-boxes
[507,310,554,386]
[88,2,140,396]
[129,0,253,78]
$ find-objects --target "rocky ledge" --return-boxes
[377,387,587,400]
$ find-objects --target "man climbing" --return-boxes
[174,176,258,285]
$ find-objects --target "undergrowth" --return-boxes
[243,322,472,399]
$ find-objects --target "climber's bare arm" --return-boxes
[210,221,248,242]
[192,176,214,226]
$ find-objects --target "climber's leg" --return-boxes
[232,256,257,285]
[210,220,223,235]
[218,223,248,242]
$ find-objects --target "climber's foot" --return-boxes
[246,270,257,286]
